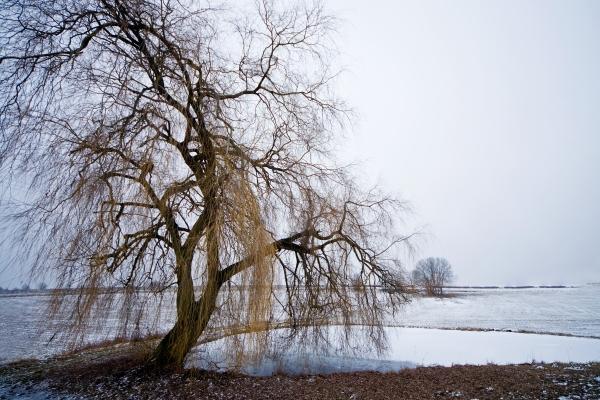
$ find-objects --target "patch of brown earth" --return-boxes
[1,342,599,399]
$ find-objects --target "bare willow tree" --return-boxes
[0,0,412,368]
[411,257,453,296]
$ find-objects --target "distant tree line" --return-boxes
[0,282,48,293]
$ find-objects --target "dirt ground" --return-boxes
[1,342,599,399]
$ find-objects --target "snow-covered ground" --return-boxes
[395,286,600,338]
[1,286,599,372]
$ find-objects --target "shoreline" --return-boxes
[1,340,599,399]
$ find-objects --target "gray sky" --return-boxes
[330,0,600,285]
[1,0,599,287]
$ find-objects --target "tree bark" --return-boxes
[151,281,221,368]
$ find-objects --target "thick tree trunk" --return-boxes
[151,280,221,369]
[152,317,198,368]
[153,171,223,369]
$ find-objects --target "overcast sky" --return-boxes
[329,0,600,285]
[1,1,599,288]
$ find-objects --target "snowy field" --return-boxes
[1,286,599,372]
[395,286,600,338]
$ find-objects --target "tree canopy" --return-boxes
[0,0,412,368]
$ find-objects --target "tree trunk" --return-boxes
[152,317,198,368]
[151,279,221,369]
[153,179,222,369]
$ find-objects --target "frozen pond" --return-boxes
[1,286,599,368]
[191,327,600,376]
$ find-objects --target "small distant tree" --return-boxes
[20,283,30,292]
[38,282,48,291]
[411,257,453,296]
